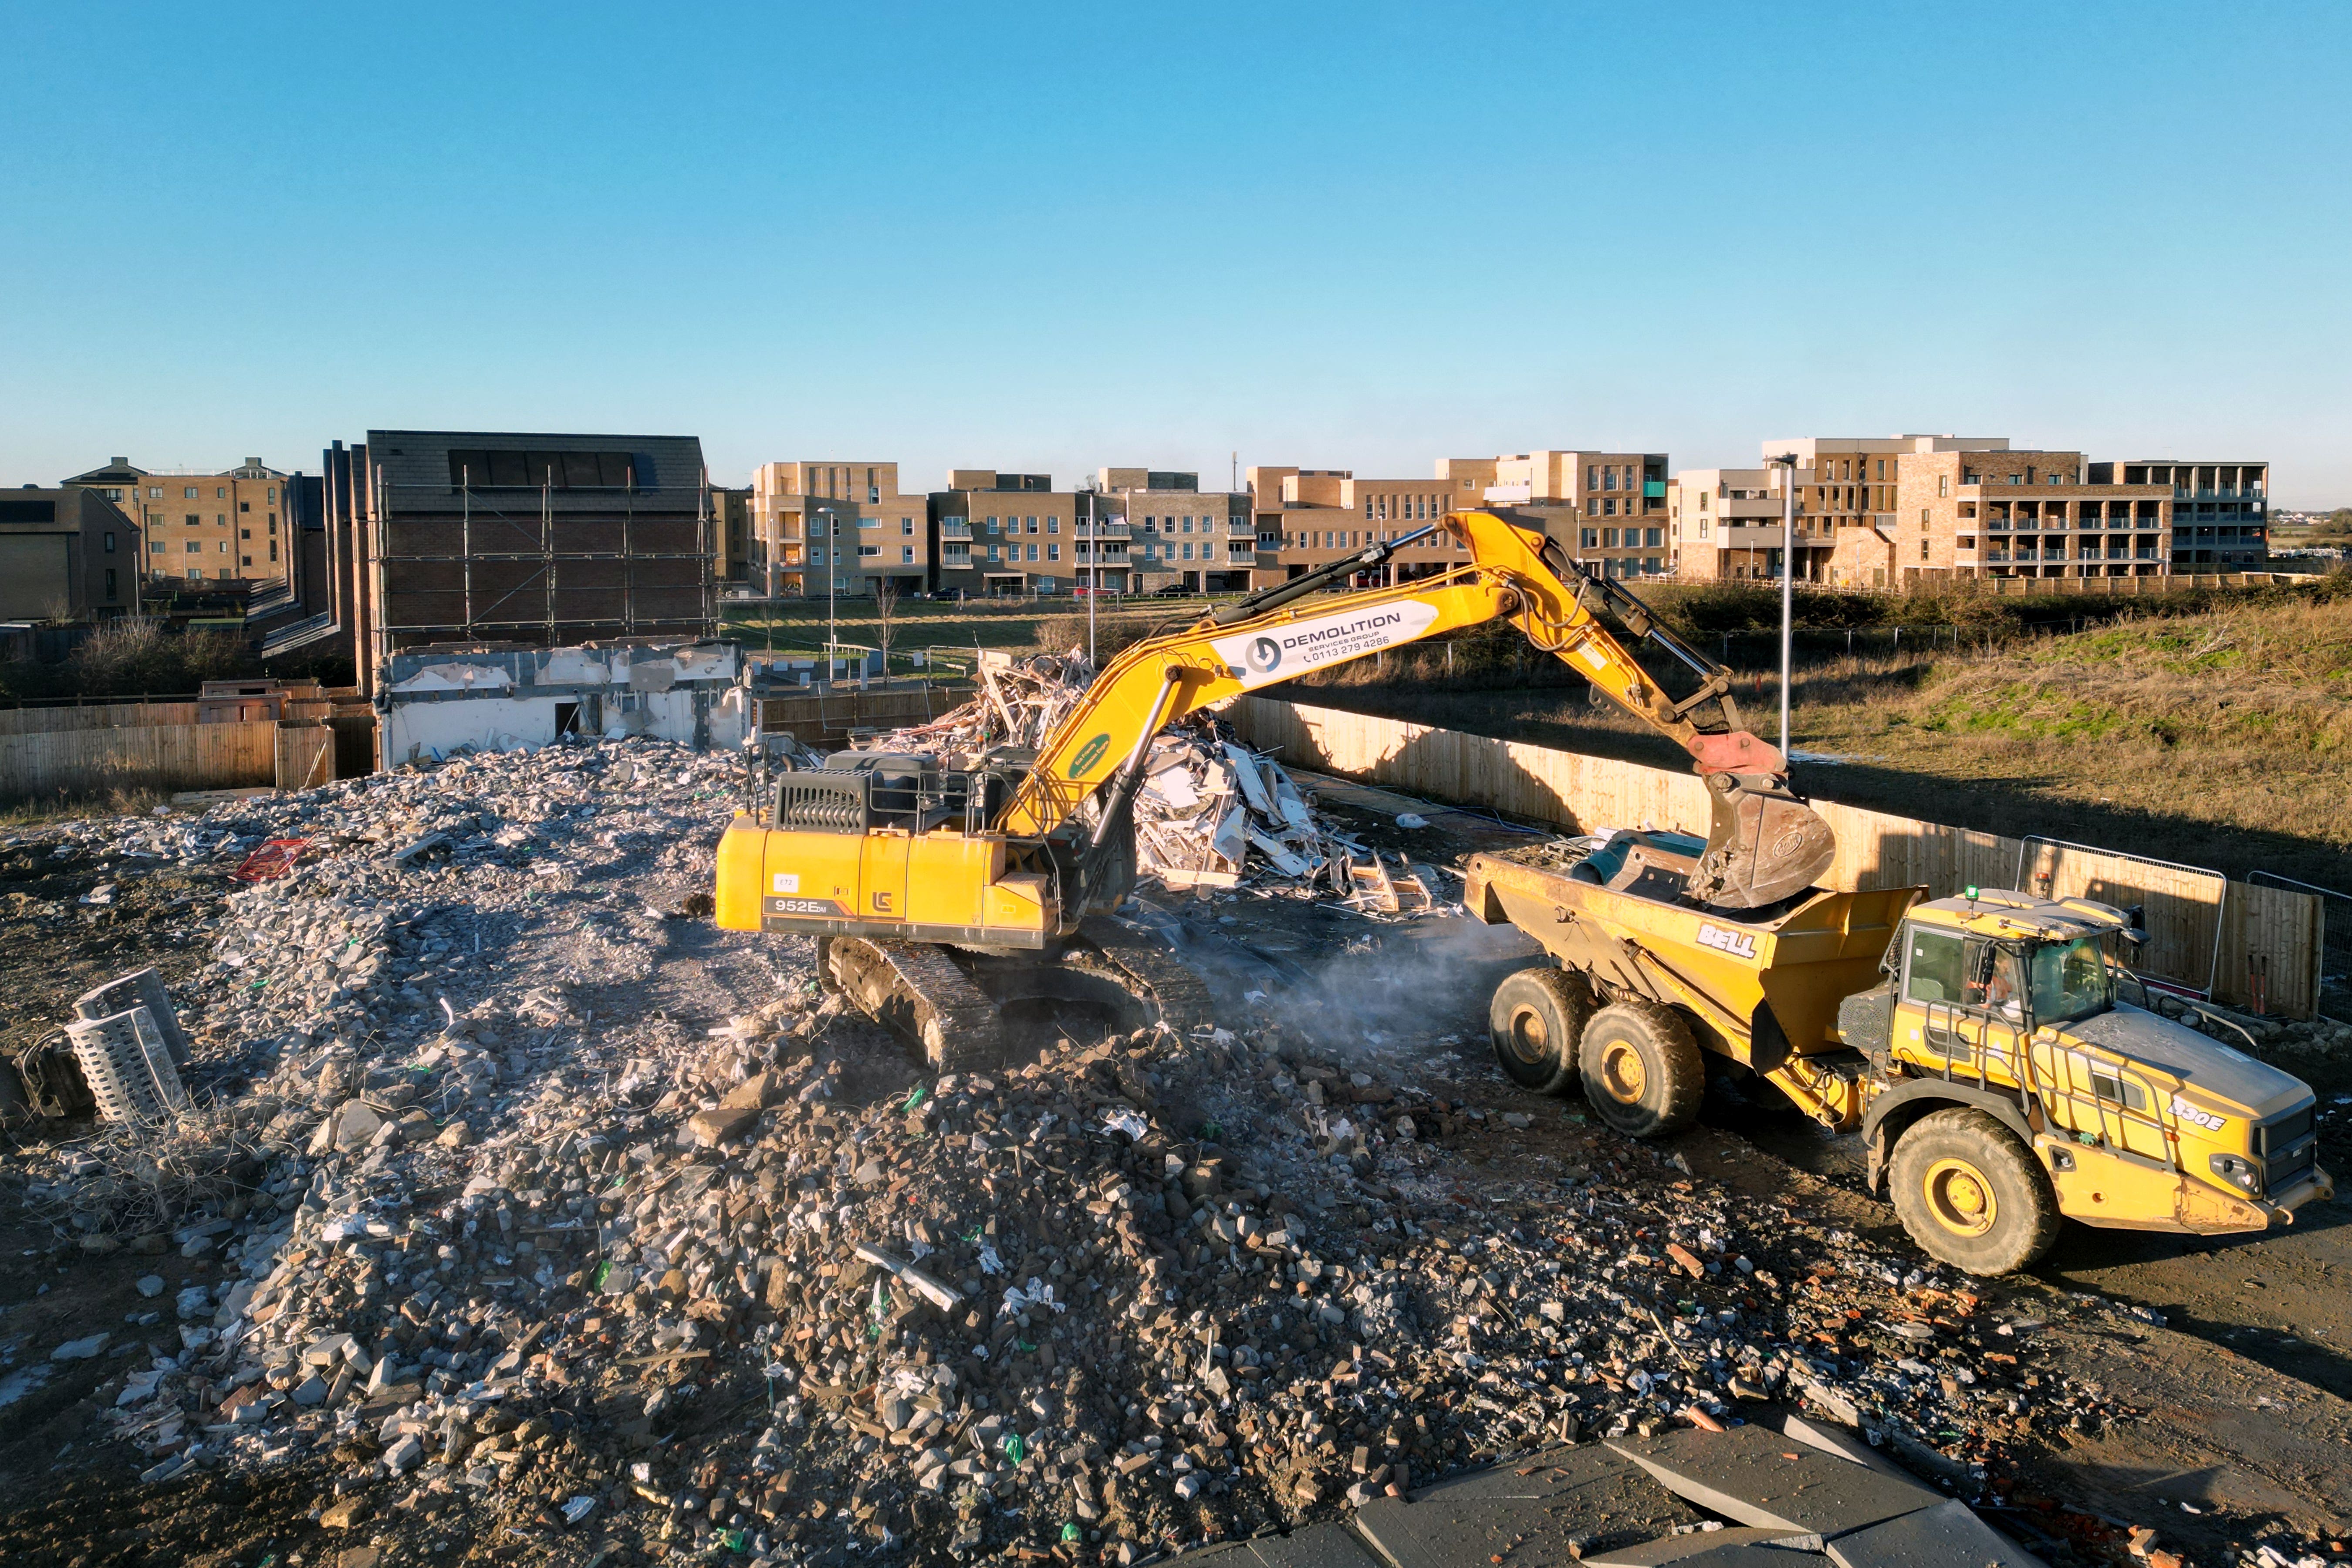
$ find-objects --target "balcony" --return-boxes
[939,521,972,539]
[1642,480,1666,499]
[1075,520,1131,539]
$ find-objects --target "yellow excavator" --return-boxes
[714,509,1835,1066]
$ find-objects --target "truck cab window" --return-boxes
[1903,931,1962,1004]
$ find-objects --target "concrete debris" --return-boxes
[851,656,1434,909]
[6,730,2312,1564]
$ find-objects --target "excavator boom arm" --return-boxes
[998,510,1834,909]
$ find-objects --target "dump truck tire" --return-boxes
[1887,1108,2060,1276]
[1577,1000,1704,1138]
[1489,968,1591,1095]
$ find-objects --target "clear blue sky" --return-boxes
[5,2,2347,504]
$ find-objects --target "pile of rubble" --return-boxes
[0,735,2155,1565]
[22,734,2345,1566]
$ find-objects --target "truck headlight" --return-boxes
[2209,1153,2262,1194]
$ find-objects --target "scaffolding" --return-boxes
[366,464,715,675]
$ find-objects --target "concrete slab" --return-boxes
[1775,1412,1913,1481]
[1582,1527,1829,1566]
[1237,1524,1387,1568]
[1354,1445,1703,1568]
[1822,1499,2044,1568]
[1605,1425,1943,1538]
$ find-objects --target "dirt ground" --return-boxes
[2,791,2349,1566]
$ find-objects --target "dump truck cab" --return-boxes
[1849,889,2332,1271]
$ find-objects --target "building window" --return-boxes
[219,540,229,553]
[269,542,277,562]
[858,515,879,529]
[184,487,198,499]
[902,545,915,564]
[1581,529,1598,547]
[148,487,161,499]
[267,486,275,501]
[185,514,198,527]
[1047,518,1059,535]
[858,544,880,557]
[902,518,913,535]
[105,568,116,598]
[1920,538,1930,559]
[102,532,115,553]
[150,540,163,554]
[1645,528,1663,547]
[987,543,1000,562]
[240,501,250,513]
[1602,528,1619,547]
[1047,543,1060,561]
[242,555,253,566]
[1363,499,1373,518]
[241,528,251,540]
[185,541,200,553]
[1024,517,1037,534]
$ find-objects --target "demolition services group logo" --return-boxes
[1210,601,1442,690]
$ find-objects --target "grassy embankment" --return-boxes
[1291,580,2352,896]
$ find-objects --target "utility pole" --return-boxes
[1769,453,1798,759]
[1084,488,1098,668]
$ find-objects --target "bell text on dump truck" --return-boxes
[1466,839,2333,1274]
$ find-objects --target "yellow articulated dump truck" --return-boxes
[1465,831,2333,1275]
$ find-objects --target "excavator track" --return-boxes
[822,921,1217,1073]
[1075,915,1217,1039]
[818,936,1004,1074]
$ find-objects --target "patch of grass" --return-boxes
[1296,596,2352,898]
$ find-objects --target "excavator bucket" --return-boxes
[1689,773,1838,909]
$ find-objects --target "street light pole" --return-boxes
[1770,453,1798,759]
[825,508,837,684]
[1085,489,1098,669]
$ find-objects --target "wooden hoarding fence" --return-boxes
[0,720,278,800]
[1223,695,2323,1019]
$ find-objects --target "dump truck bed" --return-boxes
[1463,832,1921,1075]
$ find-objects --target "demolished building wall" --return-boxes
[380,640,749,765]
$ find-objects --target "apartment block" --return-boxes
[65,456,294,586]
[928,471,1084,596]
[748,462,926,599]
[1248,450,1672,588]
[1098,470,1252,593]
[0,486,139,618]
[2087,461,2268,571]
[1899,449,2174,583]
[1247,467,1470,588]
[1666,467,1789,581]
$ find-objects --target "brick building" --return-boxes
[748,462,925,600]
[64,456,294,587]
[2087,461,2269,571]
[0,486,139,618]
[1098,469,1251,593]
[322,431,716,694]
[928,471,1081,597]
